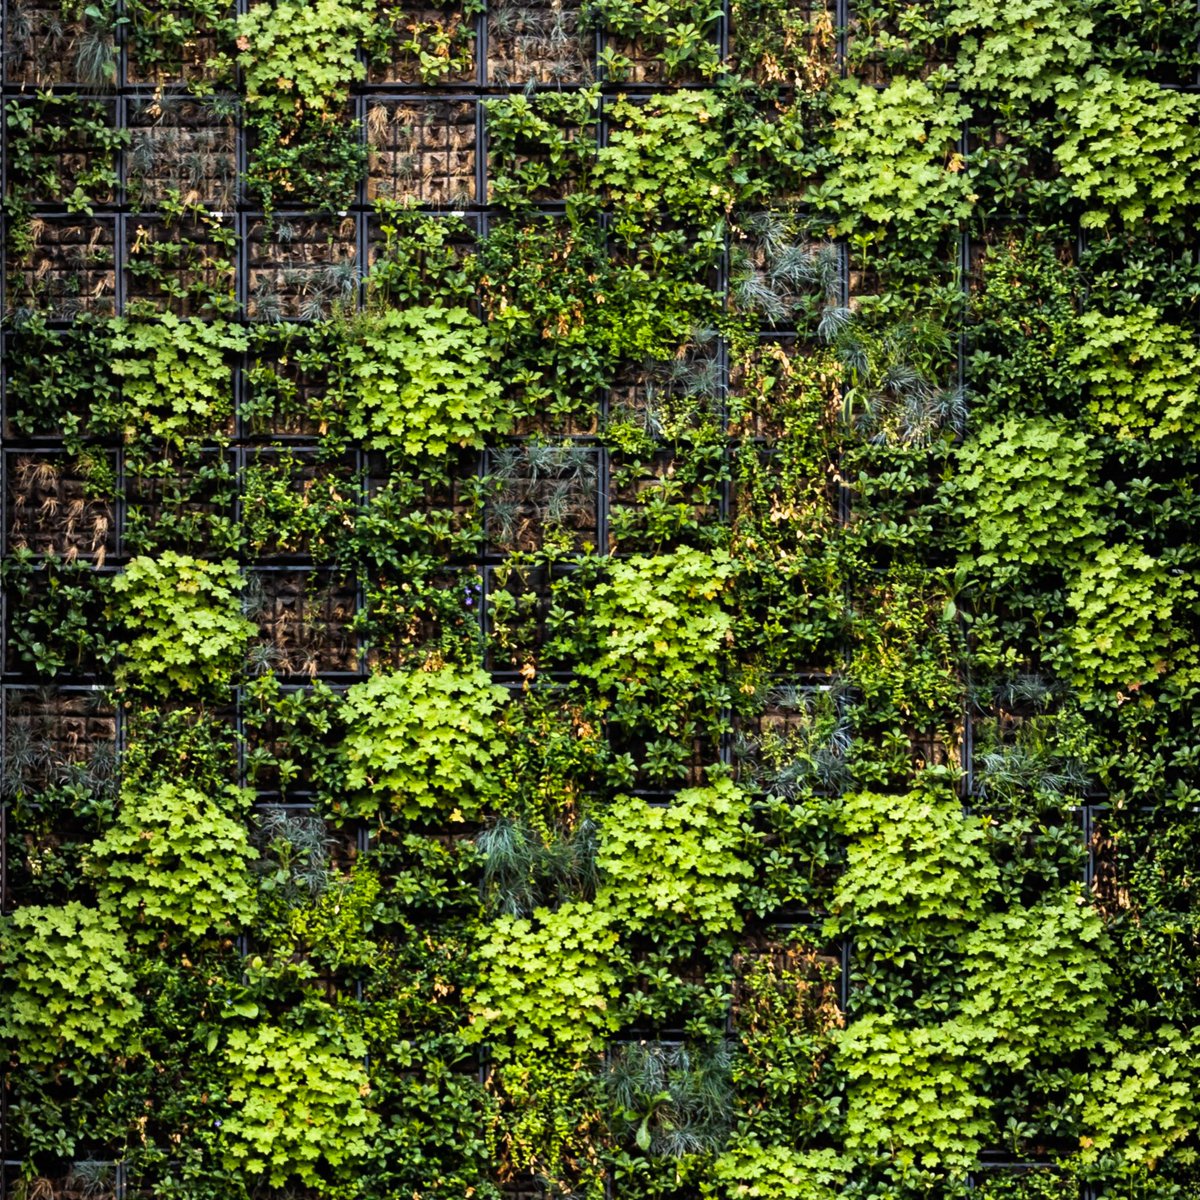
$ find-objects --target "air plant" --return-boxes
[733,681,852,797]
[251,277,283,323]
[977,743,1090,805]
[613,329,723,438]
[489,441,598,548]
[72,17,118,89]
[973,675,1091,806]
[490,0,589,84]
[607,1041,734,1157]
[2,689,117,807]
[476,815,599,916]
[837,317,966,445]
[993,673,1055,713]
[64,1160,119,1200]
[254,805,336,903]
[733,213,851,337]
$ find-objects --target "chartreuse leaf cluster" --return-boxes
[108,553,257,696]
[1055,68,1200,228]
[836,1013,995,1175]
[221,1022,380,1188]
[706,1144,850,1200]
[582,547,735,703]
[339,305,507,459]
[0,902,143,1065]
[953,416,1106,577]
[1080,1027,1200,1169]
[830,780,998,939]
[466,899,625,1059]
[1070,307,1200,440]
[947,0,1095,100]
[339,664,509,821]
[816,77,973,232]
[88,779,259,943]
[958,889,1112,1069]
[1063,542,1191,690]
[596,777,754,938]
[101,314,246,448]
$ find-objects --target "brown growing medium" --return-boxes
[1089,816,1129,918]
[7,220,117,320]
[126,214,238,315]
[731,939,844,1044]
[366,100,477,208]
[367,3,477,84]
[6,689,118,790]
[127,98,238,210]
[125,1,224,86]
[487,445,599,553]
[727,0,835,90]
[7,456,114,565]
[251,571,359,676]
[2,0,111,86]
[487,0,593,84]
[248,218,358,321]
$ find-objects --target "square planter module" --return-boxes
[5,217,117,321]
[124,0,229,87]
[366,99,479,208]
[485,441,601,554]
[0,323,115,443]
[241,324,346,440]
[3,96,122,212]
[726,0,837,88]
[120,445,239,557]
[3,0,116,85]
[247,568,361,678]
[124,211,238,317]
[366,0,479,84]
[486,0,594,84]
[247,216,359,322]
[3,450,118,566]
[241,445,357,562]
[125,96,238,212]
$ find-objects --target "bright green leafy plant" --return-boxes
[816,77,973,232]
[836,1013,993,1176]
[706,1144,849,1200]
[596,777,753,938]
[88,780,259,942]
[1055,68,1200,228]
[958,889,1112,1069]
[0,902,143,1065]
[1064,542,1188,691]
[1070,307,1200,440]
[1080,1026,1200,1169]
[953,416,1106,578]
[109,553,256,696]
[831,780,999,938]
[221,1022,380,1188]
[581,548,735,710]
[467,899,624,1059]
[948,0,1094,100]
[101,314,247,447]
[340,664,509,821]
[340,306,506,458]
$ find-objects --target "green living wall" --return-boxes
[1,0,1199,1197]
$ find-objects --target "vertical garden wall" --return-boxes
[1,0,1199,1197]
